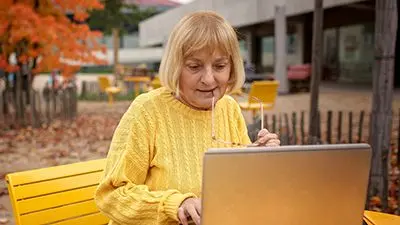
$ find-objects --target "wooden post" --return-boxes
[51,88,56,119]
[284,113,290,145]
[272,114,277,133]
[327,111,332,144]
[36,91,42,126]
[348,111,353,143]
[274,5,289,94]
[80,81,87,100]
[44,87,51,124]
[358,110,365,143]
[113,28,120,83]
[292,112,297,145]
[15,70,23,127]
[308,0,324,144]
[337,111,343,143]
[368,0,398,212]
[30,89,36,128]
[300,111,305,144]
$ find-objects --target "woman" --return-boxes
[95,10,280,225]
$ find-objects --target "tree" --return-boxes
[0,0,107,76]
[308,0,324,144]
[0,0,107,127]
[368,0,398,212]
[87,0,157,80]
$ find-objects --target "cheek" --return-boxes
[179,71,198,91]
[216,70,231,86]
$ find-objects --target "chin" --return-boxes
[192,100,213,110]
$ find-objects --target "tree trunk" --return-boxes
[308,0,324,144]
[368,0,398,212]
[397,0,400,216]
[113,27,120,83]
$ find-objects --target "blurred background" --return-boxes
[0,0,399,224]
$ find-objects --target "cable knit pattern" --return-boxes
[95,87,251,225]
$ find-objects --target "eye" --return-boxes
[187,64,201,71]
[214,64,227,71]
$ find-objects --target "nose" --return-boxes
[201,66,216,85]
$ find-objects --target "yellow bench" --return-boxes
[6,159,108,225]
[5,159,400,225]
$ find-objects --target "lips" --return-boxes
[197,88,217,92]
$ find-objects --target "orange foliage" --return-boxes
[0,0,107,76]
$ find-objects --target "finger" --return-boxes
[266,139,280,146]
[258,133,278,145]
[187,205,201,225]
[257,129,269,137]
[178,207,188,225]
[194,199,202,215]
[265,141,280,147]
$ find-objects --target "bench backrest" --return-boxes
[6,158,109,225]
[248,80,279,105]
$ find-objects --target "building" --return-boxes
[139,0,399,85]
[81,0,181,73]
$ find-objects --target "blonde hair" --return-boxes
[158,10,245,94]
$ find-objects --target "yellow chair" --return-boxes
[97,75,121,104]
[238,80,279,119]
[6,159,108,225]
[363,210,400,225]
[123,76,151,97]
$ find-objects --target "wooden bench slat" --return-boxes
[20,200,101,224]
[13,171,103,200]
[18,185,98,214]
[52,212,109,225]
[6,159,106,186]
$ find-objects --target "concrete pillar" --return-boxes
[245,31,253,66]
[274,5,289,94]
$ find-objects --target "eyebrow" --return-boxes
[214,57,229,62]
[185,57,229,63]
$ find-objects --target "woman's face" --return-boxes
[178,49,231,110]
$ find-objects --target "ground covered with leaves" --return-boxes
[0,101,132,224]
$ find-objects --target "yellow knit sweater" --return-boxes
[95,87,251,225]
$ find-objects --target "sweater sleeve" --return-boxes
[94,101,196,224]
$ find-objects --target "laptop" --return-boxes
[200,143,372,225]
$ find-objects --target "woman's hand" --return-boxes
[254,129,280,147]
[178,198,201,225]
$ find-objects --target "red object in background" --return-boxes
[287,64,311,80]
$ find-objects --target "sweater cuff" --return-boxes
[162,192,197,221]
